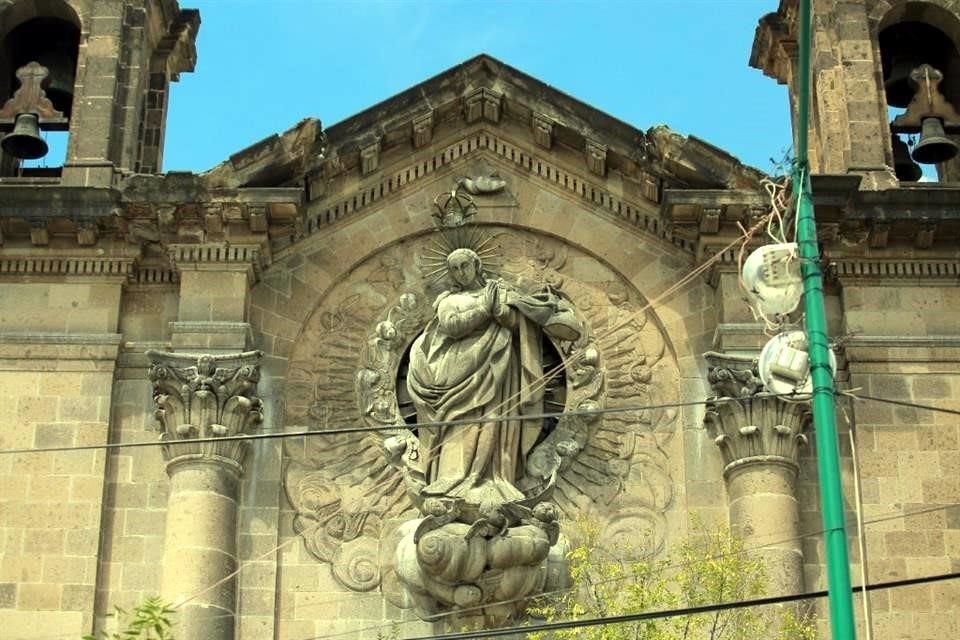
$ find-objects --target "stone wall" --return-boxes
[795,282,960,638]
[0,279,124,637]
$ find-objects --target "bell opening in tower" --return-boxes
[880,10,960,184]
[0,8,80,178]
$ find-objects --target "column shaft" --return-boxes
[726,462,803,596]
[161,459,241,640]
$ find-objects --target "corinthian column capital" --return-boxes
[146,349,263,470]
[703,351,811,476]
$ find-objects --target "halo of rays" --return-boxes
[420,225,504,288]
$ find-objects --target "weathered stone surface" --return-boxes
[0,2,958,638]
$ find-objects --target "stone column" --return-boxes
[703,351,810,596]
[147,349,263,640]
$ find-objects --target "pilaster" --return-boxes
[146,349,263,640]
[703,351,810,597]
[167,242,266,352]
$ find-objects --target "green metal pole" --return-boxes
[793,1,857,639]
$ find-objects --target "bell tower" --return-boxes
[751,0,960,186]
[0,0,199,184]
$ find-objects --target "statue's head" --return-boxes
[376,320,397,341]
[446,248,485,289]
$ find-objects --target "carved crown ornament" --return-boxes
[702,351,811,476]
[146,350,263,470]
[281,187,681,623]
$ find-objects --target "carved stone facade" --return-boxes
[1,1,958,639]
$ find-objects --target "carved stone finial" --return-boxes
[703,351,810,475]
[146,350,263,468]
[0,62,68,125]
[891,64,960,130]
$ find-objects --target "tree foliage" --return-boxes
[82,597,175,640]
[527,518,816,640]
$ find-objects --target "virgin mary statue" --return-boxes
[406,248,579,511]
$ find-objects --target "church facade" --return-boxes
[0,1,958,638]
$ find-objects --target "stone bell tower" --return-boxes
[751,0,960,187]
[0,0,198,184]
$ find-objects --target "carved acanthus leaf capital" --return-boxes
[703,351,810,474]
[146,349,264,467]
[705,394,810,475]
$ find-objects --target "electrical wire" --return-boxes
[4,390,956,457]
[306,502,960,640]
[0,393,800,456]
[387,571,960,640]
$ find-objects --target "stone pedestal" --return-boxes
[704,352,810,597]
[147,350,263,640]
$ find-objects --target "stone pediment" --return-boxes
[148,53,770,269]
[201,55,765,195]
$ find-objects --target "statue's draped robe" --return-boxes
[407,286,563,506]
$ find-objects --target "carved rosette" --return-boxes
[703,351,811,476]
[146,350,264,470]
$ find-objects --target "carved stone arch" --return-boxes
[870,0,960,34]
[0,0,83,34]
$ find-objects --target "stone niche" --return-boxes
[278,224,684,629]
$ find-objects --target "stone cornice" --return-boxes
[844,335,960,363]
[203,55,764,196]
[832,258,960,284]
[165,242,268,287]
[749,0,797,85]
[0,332,122,369]
[0,254,135,280]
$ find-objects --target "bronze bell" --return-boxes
[912,117,960,165]
[1,113,48,160]
[891,135,922,181]
[884,52,926,108]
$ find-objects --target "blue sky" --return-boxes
[163,0,792,174]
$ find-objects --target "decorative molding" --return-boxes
[0,332,122,369]
[146,349,263,467]
[167,242,268,280]
[360,138,381,176]
[843,335,960,363]
[130,265,180,285]
[703,351,762,398]
[584,139,607,177]
[463,88,502,123]
[0,256,135,279]
[301,129,684,253]
[412,111,434,148]
[832,258,960,283]
[531,112,554,149]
